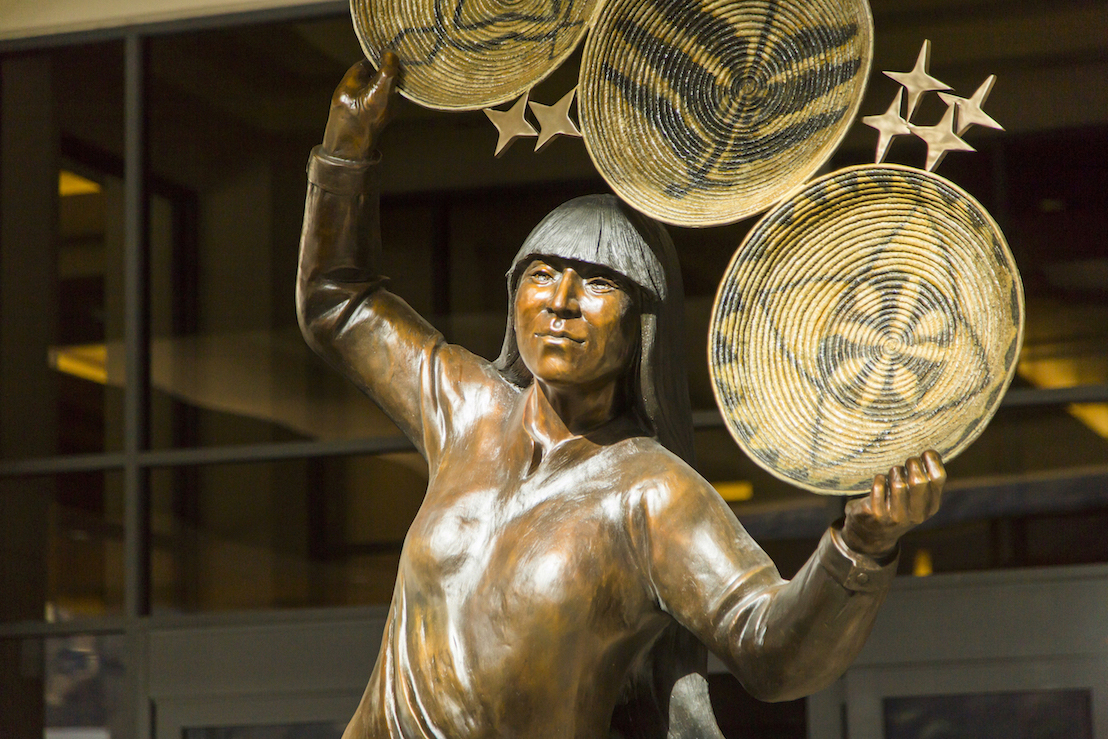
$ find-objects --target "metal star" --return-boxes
[884,40,950,120]
[862,89,911,163]
[909,103,975,172]
[528,88,582,153]
[938,74,1004,135]
[484,93,537,157]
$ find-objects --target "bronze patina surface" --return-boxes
[297,55,945,739]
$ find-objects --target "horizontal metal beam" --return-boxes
[0,616,127,638]
[1000,384,1108,407]
[3,385,1106,478]
[0,436,417,477]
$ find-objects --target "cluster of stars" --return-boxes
[483,88,582,157]
[863,40,1003,172]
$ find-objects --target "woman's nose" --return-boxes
[549,269,582,316]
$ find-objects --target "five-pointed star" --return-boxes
[528,87,582,153]
[862,88,911,163]
[484,93,537,157]
[938,74,1004,135]
[909,103,975,172]
[884,39,950,120]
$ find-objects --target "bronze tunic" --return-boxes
[297,149,898,739]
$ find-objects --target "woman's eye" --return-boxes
[530,270,553,284]
[588,278,618,293]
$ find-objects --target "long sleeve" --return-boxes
[296,146,443,456]
[632,470,897,702]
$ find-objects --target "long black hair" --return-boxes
[494,194,724,739]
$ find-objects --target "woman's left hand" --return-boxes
[841,450,945,557]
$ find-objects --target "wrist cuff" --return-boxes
[307,146,381,196]
[818,520,899,593]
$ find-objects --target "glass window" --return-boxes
[884,690,1093,739]
[0,633,128,739]
[0,472,125,624]
[1,42,126,460]
[143,17,361,450]
[184,722,345,739]
[150,455,425,613]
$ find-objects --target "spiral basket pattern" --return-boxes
[352,0,599,110]
[709,165,1024,494]
[578,0,872,226]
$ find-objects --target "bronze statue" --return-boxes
[297,53,945,739]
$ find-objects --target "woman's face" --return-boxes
[514,256,639,392]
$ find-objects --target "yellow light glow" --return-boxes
[913,549,934,577]
[1068,404,1108,439]
[713,481,754,502]
[59,170,101,196]
[48,343,108,384]
[1018,358,1108,439]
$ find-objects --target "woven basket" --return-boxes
[709,165,1024,494]
[578,0,872,227]
[351,0,599,110]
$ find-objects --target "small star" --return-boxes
[938,74,1003,135]
[909,103,975,172]
[884,40,950,121]
[484,93,537,157]
[528,88,582,153]
[862,89,911,163]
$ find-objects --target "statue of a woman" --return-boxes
[297,54,945,739]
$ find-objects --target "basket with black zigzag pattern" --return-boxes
[578,0,873,226]
[352,0,601,110]
[709,165,1024,494]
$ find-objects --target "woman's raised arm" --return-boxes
[296,54,442,455]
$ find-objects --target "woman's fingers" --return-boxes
[843,451,947,556]
[323,54,402,159]
[922,450,945,516]
[886,452,945,526]
[334,59,377,106]
[379,51,400,77]
[904,456,930,523]
[888,464,909,525]
[869,473,886,519]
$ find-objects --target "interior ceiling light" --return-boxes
[712,481,753,503]
[59,170,101,197]
[1017,359,1108,440]
[48,343,108,385]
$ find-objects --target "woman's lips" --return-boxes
[535,331,585,344]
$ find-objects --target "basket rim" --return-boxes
[706,163,1026,495]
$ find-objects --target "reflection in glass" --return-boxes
[0,42,126,460]
[948,403,1108,479]
[0,473,125,623]
[150,456,424,612]
[144,17,368,450]
[0,634,127,739]
[184,721,345,739]
[884,690,1093,739]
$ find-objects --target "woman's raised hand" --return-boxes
[321,51,400,161]
[841,450,945,557]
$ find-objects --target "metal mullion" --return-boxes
[136,436,417,468]
[1001,384,1108,407]
[0,436,415,478]
[0,617,129,639]
[5,384,1108,478]
[123,32,153,739]
[123,32,151,622]
[0,452,128,477]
